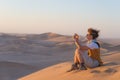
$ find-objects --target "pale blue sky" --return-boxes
[0,0,120,38]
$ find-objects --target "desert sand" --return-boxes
[18,52,120,80]
[0,32,120,80]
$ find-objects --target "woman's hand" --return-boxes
[73,33,79,40]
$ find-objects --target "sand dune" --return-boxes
[0,61,38,80]
[19,52,120,80]
[0,32,120,80]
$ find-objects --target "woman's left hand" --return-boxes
[73,33,79,40]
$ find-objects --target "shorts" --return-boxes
[80,51,99,68]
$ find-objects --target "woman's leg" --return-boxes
[74,48,84,64]
[74,48,87,70]
[67,48,87,72]
[67,48,82,72]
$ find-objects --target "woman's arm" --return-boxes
[74,39,89,50]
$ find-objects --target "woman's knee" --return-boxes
[75,48,80,53]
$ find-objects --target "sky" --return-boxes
[0,0,120,38]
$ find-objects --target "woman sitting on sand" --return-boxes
[68,28,103,72]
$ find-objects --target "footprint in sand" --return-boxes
[104,68,117,73]
[90,70,101,73]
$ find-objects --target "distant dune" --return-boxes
[0,32,120,80]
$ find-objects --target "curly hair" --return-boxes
[88,28,100,39]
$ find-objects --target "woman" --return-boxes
[67,28,103,72]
